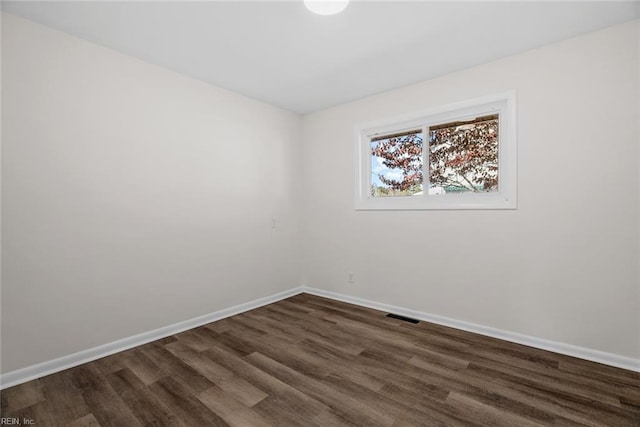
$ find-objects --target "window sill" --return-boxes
[354,193,516,210]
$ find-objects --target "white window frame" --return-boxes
[355,91,517,210]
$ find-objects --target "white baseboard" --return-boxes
[3,284,638,389]
[302,287,640,373]
[0,286,305,389]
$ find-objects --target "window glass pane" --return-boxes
[370,130,423,197]
[429,114,499,194]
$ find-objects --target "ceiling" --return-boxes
[2,1,638,114]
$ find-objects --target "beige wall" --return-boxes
[301,20,640,359]
[1,14,302,373]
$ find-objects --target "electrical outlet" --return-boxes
[347,272,354,283]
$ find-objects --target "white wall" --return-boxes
[2,13,638,376]
[301,20,640,359]
[1,13,302,373]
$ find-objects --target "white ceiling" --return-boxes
[2,1,639,114]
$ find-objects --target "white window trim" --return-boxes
[355,91,517,210]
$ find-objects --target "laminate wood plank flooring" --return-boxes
[2,293,639,426]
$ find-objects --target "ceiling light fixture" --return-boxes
[304,0,349,15]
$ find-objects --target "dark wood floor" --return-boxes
[2,293,639,426]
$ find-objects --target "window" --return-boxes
[355,92,516,210]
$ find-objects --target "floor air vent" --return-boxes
[386,313,419,324]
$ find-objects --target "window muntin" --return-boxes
[355,92,516,210]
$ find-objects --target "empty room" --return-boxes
[1,0,639,425]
